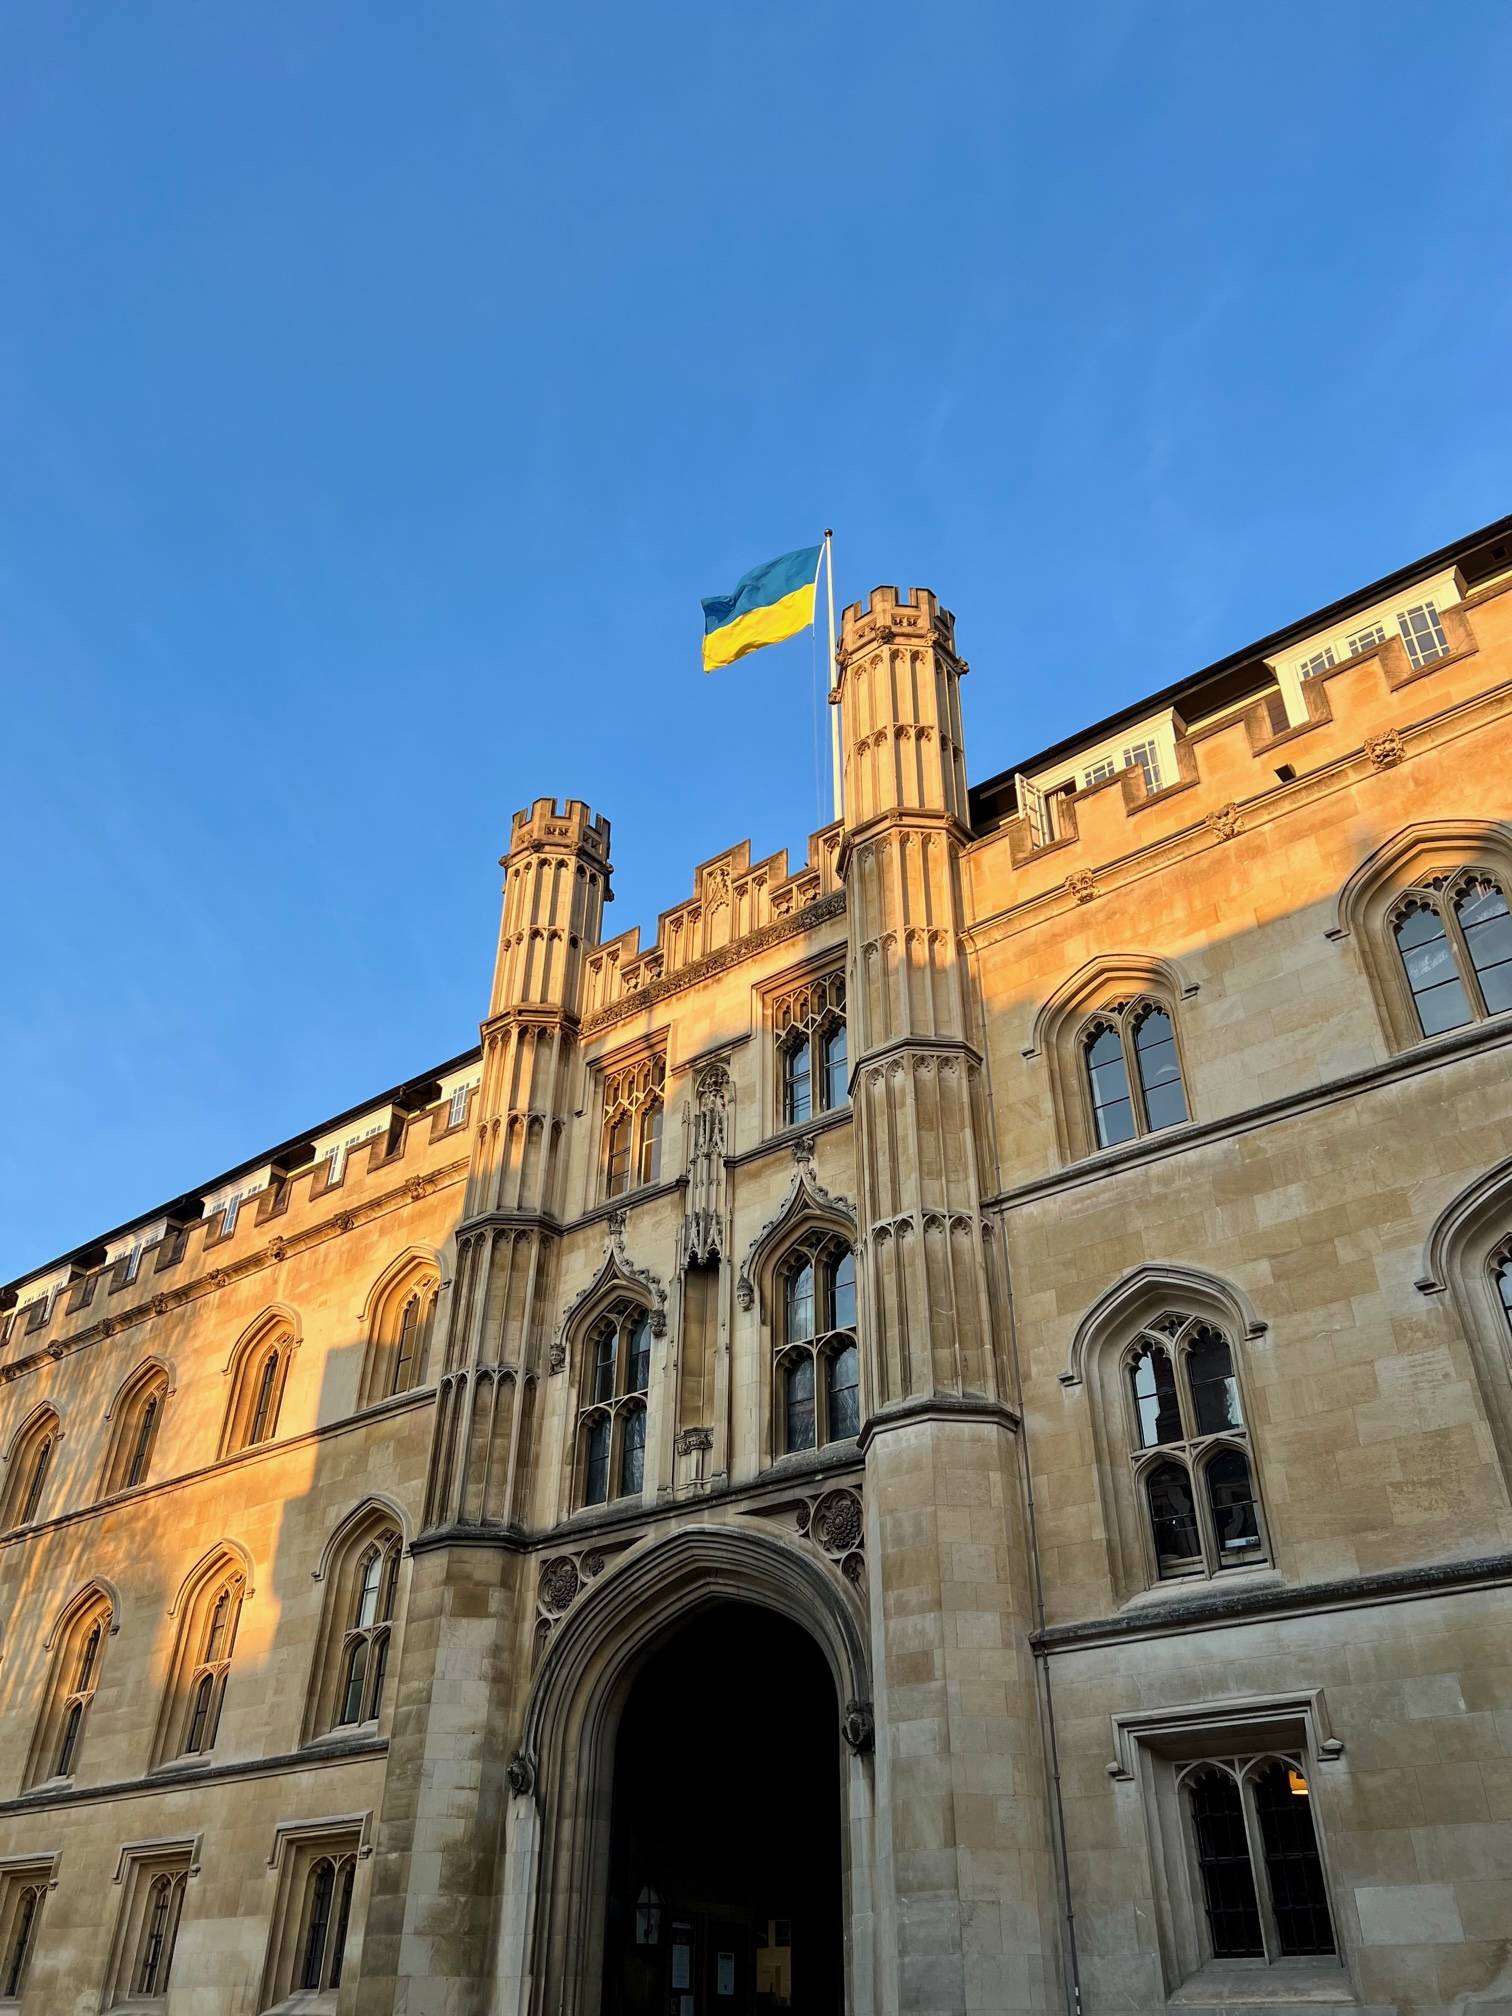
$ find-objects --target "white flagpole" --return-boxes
[824,529,841,822]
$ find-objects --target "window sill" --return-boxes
[1170,1959,1353,2007]
[306,1718,381,1750]
[1121,1566,1285,1615]
[262,1994,337,2015]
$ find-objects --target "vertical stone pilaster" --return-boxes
[839,590,1058,2016]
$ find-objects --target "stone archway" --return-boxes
[492,1525,874,2016]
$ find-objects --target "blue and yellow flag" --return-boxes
[701,544,822,672]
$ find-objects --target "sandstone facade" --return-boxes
[3,516,1512,2015]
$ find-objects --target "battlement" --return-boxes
[506,796,612,862]
[839,584,958,660]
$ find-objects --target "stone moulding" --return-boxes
[581,891,846,1038]
[550,1219,669,1374]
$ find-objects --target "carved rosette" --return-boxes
[842,1699,875,1753]
[811,1489,862,1556]
[538,1557,580,1615]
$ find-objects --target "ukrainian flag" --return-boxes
[701,544,822,672]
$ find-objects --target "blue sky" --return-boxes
[3,3,1510,1280]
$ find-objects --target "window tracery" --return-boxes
[132,1870,188,1996]
[1125,1314,1265,1581]
[775,1235,860,1456]
[1079,997,1189,1150]
[219,1319,295,1457]
[577,1301,652,1507]
[0,1869,49,2001]
[1180,1755,1334,1962]
[1390,869,1512,1037]
[773,969,847,1128]
[155,1555,246,1766]
[297,1852,356,1992]
[26,1587,111,1789]
[602,1053,666,1198]
[337,1533,401,1729]
[2,1407,59,1530]
[358,1260,439,1409]
[100,1362,169,1497]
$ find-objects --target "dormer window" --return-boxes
[1397,600,1449,669]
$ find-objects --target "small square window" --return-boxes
[1296,647,1335,679]
[1346,620,1386,657]
[1397,601,1449,669]
[1122,739,1163,796]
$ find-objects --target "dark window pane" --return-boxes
[1187,1768,1264,1957]
[620,1407,646,1495]
[627,1316,651,1394]
[126,1395,159,1488]
[56,1700,83,1777]
[355,1550,382,1629]
[1459,882,1512,1014]
[784,1355,816,1454]
[1186,1327,1243,1434]
[637,1103,663,1186]
[1145,1461,1201,1576]
[827,1343,860,1442]
[137,1878,175,1995]
[1498,1256,1512,1333]
[584,1418,611,1506]
[249,1351,281,1445]
[21,1438,52,1521]
[205,1588,231,1662]
[823,1022,848,1109]
[1395,906,1472,1035]
[5,1889,38,1997]
[330,1862,355,1988]
[339,1640,368,1725]
[367,1629,391,1720]
[1206,1447,1264,1567]
[1134,1009,1188,1130]
[392,1296,420,1394]
[1086,1027,1136,1147]
[830,1251,857,1332]
[77,1622,102,1693]
[593,1330,617,1405]
[784,1037,812,1127]
[301,1862,335,1990]
[1129,1347,1183,1448]
[186,1673,215,1753]
[786,1262,815,1342]
[1252,1762,1336,1955]
[604,1112,631,1197]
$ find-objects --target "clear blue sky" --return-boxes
[3,4,1510,1281]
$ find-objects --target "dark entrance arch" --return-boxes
[602,1602,843,2016]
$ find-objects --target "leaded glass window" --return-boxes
[1080,998,1189,1151]
[578,1302,655,1508]
[335,1530,401,1729]
[1391,870,1512,1037]
[773,968,847,1130]
[601,1053,666,1198]
[1179,1756,1335,1965]
[775,1237,861,1456]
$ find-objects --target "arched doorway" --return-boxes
[601,1602,843,2016]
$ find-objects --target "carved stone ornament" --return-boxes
[1364,728,1406,770]
[333,1212,356,1233]
[811,1489,863,1557]
[267,1238,289,1263]
[737,1152,856,1321]
[674,1427,713,1456]
[842,1699,875,1754]
[151,1294,171,1317]
[1207,802,1243,841]
[552,1221,669,1371]
[406,1175,433,1202]
[580,1551,605,1579]
[506,1751,535,1798]
[550,1336,568,1374]
[736,1274,755,1312]
[1065,870,1097,905]
[841,1553,865,1587]
[538,1557,580,1614]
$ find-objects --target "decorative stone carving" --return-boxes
[737,1149,856,1321]
[151,1293,171,1317]
[1365,728,1406,770]
[267,1238,289,1263]
[1065,870,1097,905]
[841,1553,865,1587]
[406,1175,433,1201]
[580,1551,605,1579]
[1207,802,1243,841]
[333,1212,356,1233]
[506,1752,535,1797]
[674,1428,713,1456]
[811,1489,863,1556]
[679,1066,730,1269]
[842,1699,875,1753]
[538,1557,580,1614]
[553,1218,669,1371]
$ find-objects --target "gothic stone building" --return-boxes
[3,517,1512,2016]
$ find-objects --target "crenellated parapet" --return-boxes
[836,585,970,834]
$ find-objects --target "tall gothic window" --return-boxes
[776,1237,860,1455]
[602,1054,667,1198]
[1080,998,1188,1150]
[1181,1757,1335,1963]
[100,1362,169,1497]
[0,1876,47,2001]
[1125,1314,1265,1580]
[1391,870,1512,1037]
[359,1262,440,1408]
[2,1407,60,1530]
[298,1854,356,1991]
[220,1320,296,1457]
[1496,1243,1512,1339]
[774,969,848,1128]
[577,1303,652,1507]
[26,1587,111,1789]
[155,1558,246,1765]
[133,1871,188,1995]
[336,1531,402,1728]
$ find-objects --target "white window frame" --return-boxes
[1122,738,1163,796]
[1397,599,1450,669]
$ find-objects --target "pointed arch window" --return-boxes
[1080,998,1189,1150]
[601,1053,666,1199]
[1496,1243,1512,1338]
[303,1510,408,1742]
[576,1303,653,1508]
[359,1264,440,1409]
[220,1325,295,1457]
[774,968,847,1128]
[133,1870,188,1995]
[775,1237,860,1456]
[336,1531,402,1729]
[2,1408,60,1530]
[100,1364,169,1497]
[0,1877,47,2001]
[1179,1756,1335,1963]
[158,1564,245,1764]
[1391,870,1512,1037]
[26,1588,112,1788]
[1124,1315,1265,1581]
[298,1854,356,1990]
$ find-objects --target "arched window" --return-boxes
[1178,1756,1334,1962]
[100,1363,169,1498]
[2,1408,60,1530]
[1080,999,1189,1150]
[576,1303,652,1508]
[298,1854,356,1990]
[1497,1243,1512,1338]
[601,1053,666,1198]
[1124,1315,1265,1581]
[219,1320,295,1457]
[775,1237,860,1456]
[2,1884,43,1998]
[1391,870,1512,1037]
[26,1587,112,1789]
[773,969,847,1128]
[359,1261,440,1409]
[302,1506,408,1743]
[133,1871,187,1995]
[155,1558,246,1765]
